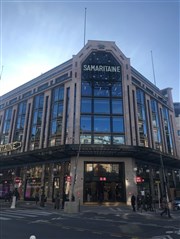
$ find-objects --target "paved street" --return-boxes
[0,200,180,239]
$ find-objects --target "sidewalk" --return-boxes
[0,199,137,213]
[1,199,179,220]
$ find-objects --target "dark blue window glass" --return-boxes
[59,88,64,100]
[94,99,110,114]
[81,82,92,96]
[58,104,63,117]
[112,117,124,133]
[81,51,124,145]
[54,88,59,102]
[94,85,110,97]
[112,100,123,114]
[81,116,91,131]
[81,99,92,113]
[51,121,57,135]
[33,111,38,124]
[53,103,58,118]
[94,116,110,132]
[112,83,122,97]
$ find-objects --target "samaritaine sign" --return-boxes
[83,64,121,72]
[0,141,21,153]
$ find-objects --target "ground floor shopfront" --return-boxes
[0,145,180,205]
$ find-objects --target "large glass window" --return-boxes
[81,82,92,96]
[94,99,110,114]
[162,107,173,154]
[113,136,125,145]
[49,86,64,146]
[29,94,44,150]
[136,89,148,147]
[112,117,124,133]
[81,51,125,145]
[151,99,161,150]
[81,99,92,113]
[94,116,110,132]
[112,100,123,114]
[13,101,27,142]
[81,116,91,131]
[94,85,110,97]
[112,83,122,97]
[0,107,13,144]
[94,135,111,144]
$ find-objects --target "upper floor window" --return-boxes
[94,99,110,114]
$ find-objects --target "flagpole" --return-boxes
[84,8,87,46]
[151,50,156,86]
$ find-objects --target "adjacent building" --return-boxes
[174,102,180,144]
[0,40,180,205]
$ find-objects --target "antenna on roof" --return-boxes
[84,8,87,46]
[151,50,156,86]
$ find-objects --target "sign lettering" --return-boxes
[83,64,121,73]
[0,141,21,153]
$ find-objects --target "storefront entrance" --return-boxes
[84,162,126,203]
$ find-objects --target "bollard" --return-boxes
[10,196,16,209]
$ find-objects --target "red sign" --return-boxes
[15,177,21,183]
[136,176,144,183]
[100,177,106,181]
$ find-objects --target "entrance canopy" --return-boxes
[0,145,180,169]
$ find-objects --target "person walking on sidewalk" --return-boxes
[131,194,136,212]
[35,191,39,205]
[54,192,60,209]
[160,195,171,218]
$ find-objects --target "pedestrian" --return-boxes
[131,194,136,212]
[160,196,171,218]
[136,194,142,211]
[13,188,20,200]
[35,191,39,205]
[54,192,60,209]
[40,191,46,207]
[61,192,66,209]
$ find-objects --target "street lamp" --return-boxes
[160,153,171,218]
[70,128,84,203]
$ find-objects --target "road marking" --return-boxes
[51,217,64,220]
[15,210,52,215]
[151,236,173,239]
[29,219,49,224]
[0,209,53,221]
[0,216,11,220]
[0,213,24,219]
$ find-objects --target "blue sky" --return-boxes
[0,0,179,102]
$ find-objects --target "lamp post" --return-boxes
[71,139,82,202]
[160,153,171,217]
[70,129,84,205]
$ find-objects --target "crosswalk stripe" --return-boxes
[0,216,11,220]
[14,210,52,215]
[0,209,53,221]
[5,209,52,215]
[0,213,24,219]
[2,212,37,217]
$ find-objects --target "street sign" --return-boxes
[0,141,21,153]
[136,176,144,183]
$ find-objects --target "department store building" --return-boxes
[0,40,180,205]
